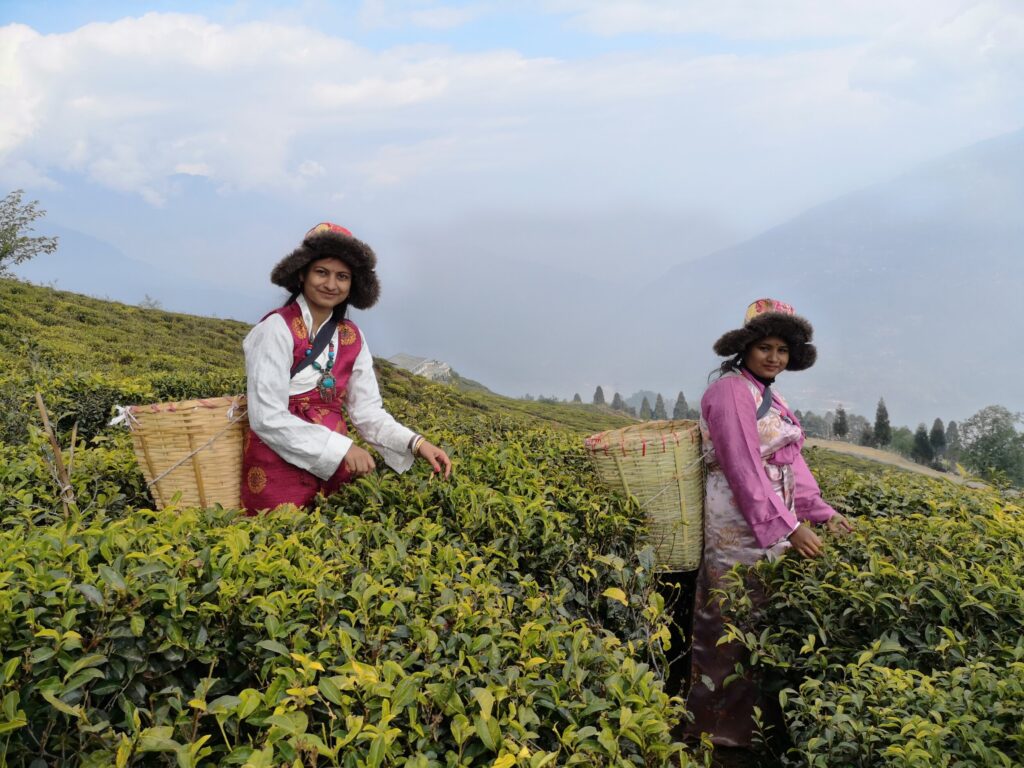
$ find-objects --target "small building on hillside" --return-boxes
[388,353,453,383]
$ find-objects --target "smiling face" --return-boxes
[743,335,790,378]
[300,257,352,318]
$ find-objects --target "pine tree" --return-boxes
[611,392,625,410]
[672,391,690,420]
[874,398,892,446]
[858,426,876,447]
[834,405,849,440]
[572,393,582,403]
[912,423,934,464]
[640,397,652,420]
[593,386,605,406]
[930,418,946,457]
[946,420,961,461]
[653,394,667,420]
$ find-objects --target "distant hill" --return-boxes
[623,128,1024,426]
[12,223,274,322]
[0,278,630,437]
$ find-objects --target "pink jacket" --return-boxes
[701,369,836,548]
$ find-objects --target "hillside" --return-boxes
[0,278,693,766]
[0,278,632,440]
[2,280,1022,767]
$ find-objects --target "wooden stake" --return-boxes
[34,391,75,517]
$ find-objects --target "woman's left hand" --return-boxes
[415,440,452,479]
[825,513,854,535]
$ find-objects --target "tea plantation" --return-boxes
[2,278,1023,767]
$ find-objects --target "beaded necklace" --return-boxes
[307,334,337,402]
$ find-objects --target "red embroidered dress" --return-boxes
[241,302,363,511]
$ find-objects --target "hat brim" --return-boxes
[713,312,817,371]
[270,231,381,309]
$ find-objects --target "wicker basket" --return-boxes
[585,419,705,571]
[123,396,248,510]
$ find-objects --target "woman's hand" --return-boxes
[825,513,854,536]
[789,523,824,558]
[343,444,376,477]
[415,440,452,479]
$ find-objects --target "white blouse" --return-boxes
[243,295,416,480]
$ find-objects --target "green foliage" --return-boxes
[671,392,696,421]
[959,405,1024,486]
[652,395,667,421]
[0,492,697,766]
[929,418,945,457]
[718,463,1024,766]
[833,406,848,440]
[889,426,914,458]
[639,398,651,421]
[1,189,59,275]
[911,423,933,465]
[872,398,891,447]
[0,279,699,765]
[945,420,962,462]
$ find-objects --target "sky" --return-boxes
[2,0,1024,416]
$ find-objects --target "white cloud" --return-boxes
[0,5,1021,230]
[175,162,212,176]
[297,160,326,177]
[547,0,987,40]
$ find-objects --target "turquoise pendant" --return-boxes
[318,374,336,403]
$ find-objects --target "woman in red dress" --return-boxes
[241,222,450,511]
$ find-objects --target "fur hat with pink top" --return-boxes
[270,223,381,309]
[713,298,817,371]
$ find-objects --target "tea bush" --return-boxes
[719,466,1024,766]
[0,501,698,766]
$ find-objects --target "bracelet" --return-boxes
[409,434,425,453]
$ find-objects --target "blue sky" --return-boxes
[1,0,863,57]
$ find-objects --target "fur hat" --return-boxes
[270,223,381,310]
[713,298,817,371]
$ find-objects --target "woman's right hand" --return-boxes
[789,523,823,558]
[343,444,376,477]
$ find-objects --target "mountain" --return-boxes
[623,128,1024,426]
[12,223,275,322]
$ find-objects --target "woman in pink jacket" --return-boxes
[685,298,852,746]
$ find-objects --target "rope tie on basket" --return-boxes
[108,406,141,429]
[141,406,248,489]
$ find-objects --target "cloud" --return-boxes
[546,0,990,40]
[852,2,1024,105]
[0,5,1021,233]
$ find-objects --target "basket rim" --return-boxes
[584,418,699,453]
[129,394,247,415]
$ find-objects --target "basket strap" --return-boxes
[756,384,773,419]
[291,317,338,378]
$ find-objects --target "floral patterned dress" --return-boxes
[685,369,835,746]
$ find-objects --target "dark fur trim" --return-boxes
[270,231,381,309]
[712,312,817,371]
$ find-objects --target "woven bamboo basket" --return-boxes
[584,419,705,571]
[123,396,248,510]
